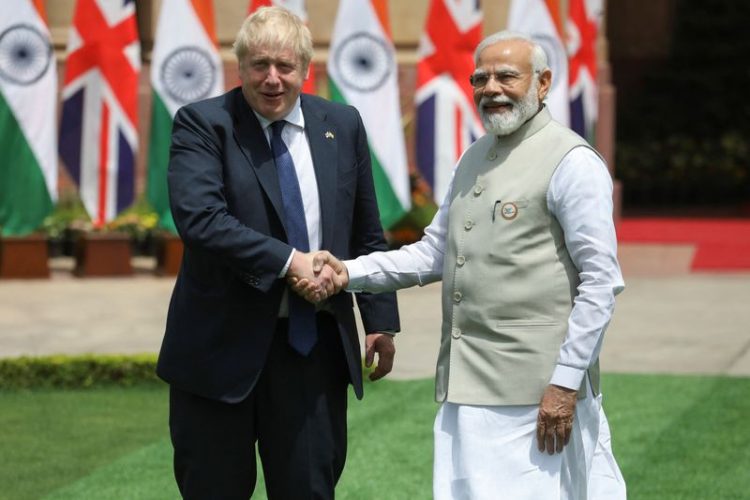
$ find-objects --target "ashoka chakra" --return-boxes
[0,24,52,85]
[333,32,393,93]
[160,47,217,104]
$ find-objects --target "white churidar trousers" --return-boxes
[433,386,626,500]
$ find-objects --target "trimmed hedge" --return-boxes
[0,354,161,390]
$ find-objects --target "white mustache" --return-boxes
[480,95,515,107]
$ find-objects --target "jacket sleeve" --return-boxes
[168,104,293,292]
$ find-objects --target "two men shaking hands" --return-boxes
[287,250,347,304]
[287,251,395,382]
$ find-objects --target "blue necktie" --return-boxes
[270,120,317,355]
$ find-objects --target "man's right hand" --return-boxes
[312,251,349,290]
[288,251,349,303]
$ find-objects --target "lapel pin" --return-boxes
[325,131,335,139]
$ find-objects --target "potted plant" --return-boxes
[0,231,49,279]
[73,229,133,277]
[150,228,181,276]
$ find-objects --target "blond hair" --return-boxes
[233,6,313,70]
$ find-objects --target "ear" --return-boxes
[537,69,552,101]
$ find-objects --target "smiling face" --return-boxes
[239,44,308,121]
[472,39,551,135]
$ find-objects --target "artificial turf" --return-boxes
[1,374,748,499]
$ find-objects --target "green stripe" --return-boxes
[370,153,407,229]
[328,77,347,105]
[145,93,177,234]
[328,80,407,229]
[0,93,53,236]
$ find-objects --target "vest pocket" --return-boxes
[495,319,559,328]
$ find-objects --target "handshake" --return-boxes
[286,250,349,303]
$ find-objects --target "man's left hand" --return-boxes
[364,333,395,381]
[536,384,578,455]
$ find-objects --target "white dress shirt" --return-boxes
[346,146,625,391]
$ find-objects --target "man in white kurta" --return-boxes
[293,31,626,500]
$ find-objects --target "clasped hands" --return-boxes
[286,251,395,381]
[286,250,349,304]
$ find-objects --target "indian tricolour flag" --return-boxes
[147,0,224,233]
[327,0,410,229]
[508,0,570,126]
[0,0,57,236]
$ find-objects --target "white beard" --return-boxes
[478,79,541,136]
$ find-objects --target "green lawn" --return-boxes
[1,374,748,499]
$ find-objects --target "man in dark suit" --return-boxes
[156,7,400,499]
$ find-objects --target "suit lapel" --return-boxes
[302,96,337,250]
[232,90,287,233]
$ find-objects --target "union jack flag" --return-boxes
[416,0,483,204]
[567,0,602,142]
[59,0,140,226]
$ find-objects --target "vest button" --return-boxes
[456,255,465,266]
[451,327,462,339]
[487,150,497,160]
[453,291,462,303]
[464,220,473,230]
[473,185,484,196]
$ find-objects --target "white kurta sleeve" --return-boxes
[345,180,453,293]
[547,147,625,390]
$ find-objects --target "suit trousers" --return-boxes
[169,313,350,499]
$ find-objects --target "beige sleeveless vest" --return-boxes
[436,107,600,406]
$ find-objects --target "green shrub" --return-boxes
[618,132,750,206]
[0,354,160,390]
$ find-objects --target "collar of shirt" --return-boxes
[252,97,305,143]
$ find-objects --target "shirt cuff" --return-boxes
[344,258,367,292]
[279,249,295,278]
[549,364,586,391]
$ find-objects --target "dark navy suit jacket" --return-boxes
[157,88,400,402]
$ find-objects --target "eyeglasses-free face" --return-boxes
[239,45,309,121]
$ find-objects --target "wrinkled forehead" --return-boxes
[246,43,300,64]
[476,40,534,73]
